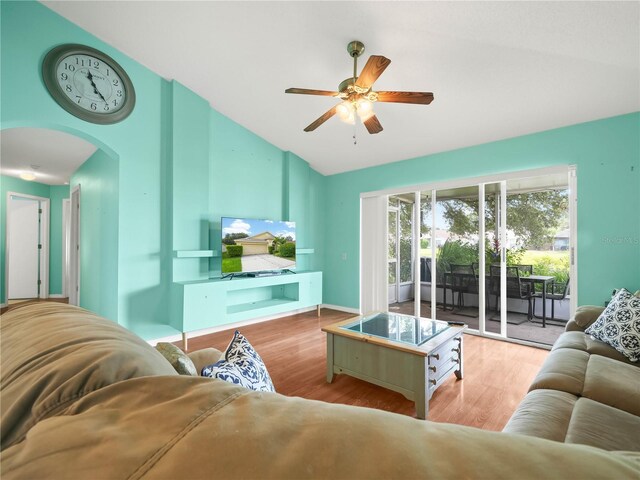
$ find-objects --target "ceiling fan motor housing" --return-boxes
[347,40,365,58]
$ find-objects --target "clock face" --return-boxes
[43,44,135,124]
[56,53,127,114]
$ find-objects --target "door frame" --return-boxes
[62,198,71,298]
[5,191,50,301]
[68,185,81,306]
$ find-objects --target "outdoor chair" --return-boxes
[449,264,478,309]
[533,276,570,321]
[489,265,534,320]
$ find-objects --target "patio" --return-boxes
[389,299,566,346]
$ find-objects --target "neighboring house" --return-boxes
[553,229,570,251]
[235,232,276,255]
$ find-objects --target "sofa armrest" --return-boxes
[568,306,605,332]
[187,347,223,374]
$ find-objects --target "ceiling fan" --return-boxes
[285,40,434,135]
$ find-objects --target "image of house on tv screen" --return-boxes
[221,217,296,274]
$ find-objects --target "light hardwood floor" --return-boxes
[186,308,549,431]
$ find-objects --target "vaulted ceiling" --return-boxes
[43,1,640,175]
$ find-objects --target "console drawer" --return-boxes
[427,335,461,381]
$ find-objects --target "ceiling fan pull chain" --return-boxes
[353,122,357,145]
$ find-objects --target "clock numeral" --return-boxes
[113,79,119,86]
[60,72,68,81]
[65,85,72,93]
[106,69,110,76]
[112,99,118,107]
[63,63,75,72]
[103,104,110,111]
[116,90,122,97]
[76,96,82,104]
[90,102,97,111]
[92,60,99,68]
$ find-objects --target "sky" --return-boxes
[222,217,296,240]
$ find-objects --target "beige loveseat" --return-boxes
[1,302,639,479]
[503,306,640,451]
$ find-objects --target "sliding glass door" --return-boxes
[364,166,576,347]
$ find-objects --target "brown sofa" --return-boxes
[503,305,640,451]
[1,302,639,479]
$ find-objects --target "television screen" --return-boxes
[221,217,296,274]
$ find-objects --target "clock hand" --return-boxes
[85,70,108,103]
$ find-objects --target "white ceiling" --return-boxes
[0,128,97,185]
[43,1,640,176]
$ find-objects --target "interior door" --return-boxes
[7,196,40,299]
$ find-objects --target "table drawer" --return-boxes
[427,335,461,380]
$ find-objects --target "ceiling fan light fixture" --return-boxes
[336,102,352,120]
[19,172,36,181]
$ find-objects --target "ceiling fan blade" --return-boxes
[286,88,339,96]
[304,105,338,132]
[363,115,383,134]
[376,91,434,105]
[355,56,391,89]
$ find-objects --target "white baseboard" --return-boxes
[321,304,360,314]
[147,306,317,346]
[48,294,66,299]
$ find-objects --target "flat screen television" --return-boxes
[221,217,296,275]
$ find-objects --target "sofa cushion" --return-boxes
[552,331,637,365]
[582,355,640,416]
[3,376,640,479]
[202,331,275,392]
[187,347,223,374]
[155,342,198,376]
[585,288,640,362]
[502,389,577,442]
[572,305,605,330]
[566,397,640,451]
[0,302,177,450]
[528,348,588,395]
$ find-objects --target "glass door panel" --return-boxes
[484,182,502,335]
[434,186,480,327]
[504,174,570,345]
[388,207,398,306]
[418,192,433,319]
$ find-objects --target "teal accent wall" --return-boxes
[1,1,325,338]
[71,150,119,321]
[0,175,68,302]
[324,113,640,309]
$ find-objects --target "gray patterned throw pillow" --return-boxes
[155,342,198,376]
[202,331,275,392]
[585,288,640,362]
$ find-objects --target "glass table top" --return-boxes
[341,312,450,347]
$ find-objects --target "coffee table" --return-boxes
[322,312,466,419]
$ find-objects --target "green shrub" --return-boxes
[268,245,275,254]
[226,245,243,257]
[532,255,570,284]
[436,240,479,283]
[279,242,296,258]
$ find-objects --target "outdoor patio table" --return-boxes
[442,273,555,327]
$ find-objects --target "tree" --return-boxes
[440,190,568,249]
[222,232,249,245]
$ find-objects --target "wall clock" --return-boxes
[42,44,136,124]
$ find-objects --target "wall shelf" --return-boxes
[174,250,218,258]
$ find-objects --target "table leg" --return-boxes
[182,332,188,351]
[326,333,335,383]
[542,282,547,328]
[415,357,428,420]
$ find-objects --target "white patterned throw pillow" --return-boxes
[585,288,640,362]
[202,331,275,392]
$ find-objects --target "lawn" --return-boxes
[221,252,241,273]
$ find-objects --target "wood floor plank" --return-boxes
[185,308,548,431]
